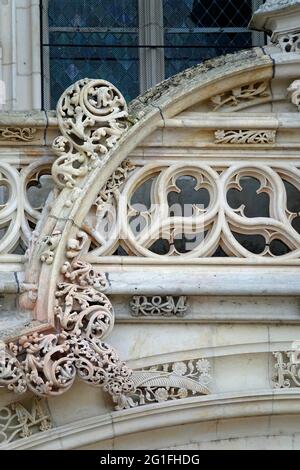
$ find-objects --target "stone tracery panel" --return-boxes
[0,159,53,256]
[84,162,300,260]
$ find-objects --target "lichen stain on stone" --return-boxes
[128,48,272,119]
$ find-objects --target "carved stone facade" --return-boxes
[130,296,187,317]
[0,128,37,142]
[214,129,276,144]
[278,33,300,52]
[1,0,300,451]
[288,80,300,110]
[210,81,271,111]
[0,398,51,447]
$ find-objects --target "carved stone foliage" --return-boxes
[273,350,300,388]
[214,130,276,144]
[0,398,51,446]
[0,260,135,409]
[52,79,129,189]
[40,230,62,264]
[84,162,300,259]
[210,81,271,111]
[94,159,135,212]
[0,159,52,256]
[66,230,89,259]
[288,80,300,110]
[127,358,212,408]
[278,33,300,52]
[130,296,187,317]
[0,259,212,410]
[0,127,37,142]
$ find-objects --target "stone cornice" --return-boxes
[255,0,300,14]
[0,111,57,146]
[250,0,300,39]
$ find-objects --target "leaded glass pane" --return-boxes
[44,0,139,108]
[48,0,138,28]
[48,41,139,108]
[163,0,252,28]
[42,0,265,109]
[164,32,252,77]
[163,0,260,80]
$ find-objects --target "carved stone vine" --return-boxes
[52,79,129,189]
[39,230,62,265]
[0,127,37,142]
[210,81,270,111]
[0,398,51,446]
[0,258,212,410]
[127,358,212,408]
[95,159,135,212]
[88,160,300,259]
[214,130,276,144]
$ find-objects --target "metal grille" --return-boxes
[163,0,252,28]
[163,0,263,78]
[41,0,265,110]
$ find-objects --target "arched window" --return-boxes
[41,0,265,109]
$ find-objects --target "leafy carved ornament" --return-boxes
[0,78,211,409]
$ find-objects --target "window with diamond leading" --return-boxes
[42,0,139,109]
[163,0,260,78]
[41,0,265,109]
